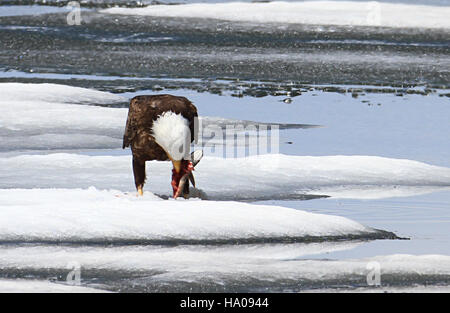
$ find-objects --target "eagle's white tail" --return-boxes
[152,111,191,161]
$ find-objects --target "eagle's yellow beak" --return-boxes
[172,160,182,173]
[168,154,182,173]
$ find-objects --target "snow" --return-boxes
[0,82,126,105]
[0,242,361,270]
[0,279,108,293]
[0,83,279,151]
[1,153,449,200]
[102,1,450,29]
[0,188,389,243]
[1,244,449,290]
[305,285,450,293]
[0,5,75,17]
[0,83,127,151]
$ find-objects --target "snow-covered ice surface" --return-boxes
[1,153,450,201]
[305,285,450,293]
[0,188,395,244]
[0,5,76,17]
[102,1,450,29]
[0,83,310,152]
[0,83,127,151]
[1,244,449,292]
[0,279,108,293]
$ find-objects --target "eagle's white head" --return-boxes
[152,111,191,162]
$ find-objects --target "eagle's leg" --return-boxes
[132,158,146,196]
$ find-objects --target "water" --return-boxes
[0,2,449,292]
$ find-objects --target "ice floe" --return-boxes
[307,285,450,293]
[102,1,450,29]
[0,83,128,151]
[0,279,108,293]
[1,243,449,292]
[0,5,76,17]
[0,83,307,151]
[1,153,450,200]
[0,188,395,244]
[0,82,127,106]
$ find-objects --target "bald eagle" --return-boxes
[122,95,199,198]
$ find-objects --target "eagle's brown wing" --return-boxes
[122,96,150,149]
[183,99,199,144]
[122,100,137,149]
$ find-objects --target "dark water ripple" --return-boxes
[3,265,449,293]
[0,10,449,88]
[0,72,447,101]
[0,228,400,246]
